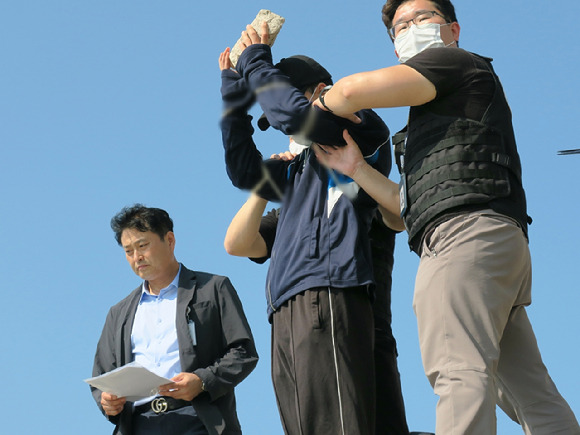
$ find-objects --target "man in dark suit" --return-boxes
[91,204,258,435]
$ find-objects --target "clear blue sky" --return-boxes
[2,1,579,433]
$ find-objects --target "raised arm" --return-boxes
[224,150,296,258]
[314,65,436,116]
[234,32,390,154]
[219,46,289,201]
[224,193,269,258]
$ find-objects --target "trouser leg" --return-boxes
[414,210,579,435]
[414,211,527,434]
[373,264,409,435]
[495,305,580,434]
[374,328,409,435]
[370,218,410,435]
[271,310,302,435]
[271,287,375,435]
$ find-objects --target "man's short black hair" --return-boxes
[111,204,174,246]
[382,0,458,33]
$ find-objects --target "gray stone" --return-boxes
[229,9,285,67]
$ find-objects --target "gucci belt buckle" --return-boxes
[151,397,169,414]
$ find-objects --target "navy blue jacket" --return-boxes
[220,44,392,319]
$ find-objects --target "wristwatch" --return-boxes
[319,85,334,113]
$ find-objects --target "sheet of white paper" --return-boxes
[84,362,172,401]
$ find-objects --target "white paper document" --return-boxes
[84,362,172,401]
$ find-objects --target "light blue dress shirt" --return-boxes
[131,264,182,405]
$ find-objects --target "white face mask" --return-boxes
[394,22,451,63]
[289,136,311,154]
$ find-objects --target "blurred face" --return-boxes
[121,228,176,286]
[393,0,459,46]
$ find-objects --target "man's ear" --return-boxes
[315,82,327,97]
[450,22,461,44]
[166,231,176,250]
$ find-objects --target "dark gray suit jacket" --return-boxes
[91,265,258,435]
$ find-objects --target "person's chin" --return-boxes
[135,265,149,278]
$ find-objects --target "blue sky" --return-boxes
[2,0,579,433]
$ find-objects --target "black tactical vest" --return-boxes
[394,54,530,253]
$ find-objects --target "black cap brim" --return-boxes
[258,113,271,131]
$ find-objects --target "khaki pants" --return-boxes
[414,210,579,434]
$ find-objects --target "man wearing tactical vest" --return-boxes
[312,0,580,433]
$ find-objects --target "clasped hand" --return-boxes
[219,21,270,72]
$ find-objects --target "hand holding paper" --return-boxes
[84,362,172,401]
[100,392,126,416]
[158,372,204,401]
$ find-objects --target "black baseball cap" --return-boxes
[257,55,333,131]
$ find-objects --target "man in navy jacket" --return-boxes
[219,25,393,435]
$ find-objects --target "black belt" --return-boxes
[134,397,191,415]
